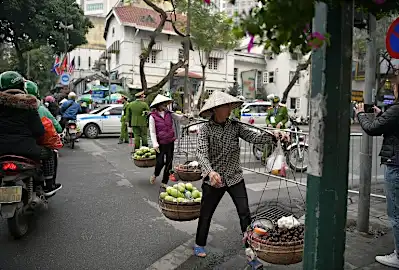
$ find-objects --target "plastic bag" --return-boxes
[266,141,285,174]
[37,117,63,149]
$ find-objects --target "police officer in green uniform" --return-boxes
[231,95,245,120]
[265,96,289,129]
[126,91,150,149]
[118,95,129,144]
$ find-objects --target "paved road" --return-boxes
[0,138,306,270]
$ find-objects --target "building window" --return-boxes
[290,97,301,110]
[112,28,115,37]
[116,53,119,65]
[86,3,103,11]
[289,71,299,85]
[263,71,275,83]
[290,53,300,60]
[234,68,238,82]
[88,56,91,68]
[78,56,81,67]
[257,70,262,89]
[208,57,218,70]
[178,49,184,61]
[146,51,157,64]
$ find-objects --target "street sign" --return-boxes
[60,73,70,86]
[386,17,399,59]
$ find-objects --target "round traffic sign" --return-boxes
[60,73,70,86]
[386,17,399,59]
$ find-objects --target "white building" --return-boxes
[217,0,256,18]
[103,5,235,94]
[76,0,119,16]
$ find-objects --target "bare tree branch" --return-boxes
[140,0,187,95]
[281,55,312,104]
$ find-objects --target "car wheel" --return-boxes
[84,123,100,139]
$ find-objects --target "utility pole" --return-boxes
[303,1,353,269]
[357,14,376,233]
[183,0,191,113]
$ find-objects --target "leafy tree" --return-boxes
[176,0,238,108]
[233,0,399,104]
[0,0,93,75]
[0,45,57,96]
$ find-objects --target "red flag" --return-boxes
[52,56,61,75]
[60,55,68,73]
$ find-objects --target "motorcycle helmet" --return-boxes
[272,96,280,104]
[25,80,40,98]
[68,92,77,100]
[45,96,56,103]
[0,71,26,93]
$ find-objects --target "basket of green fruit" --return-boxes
[174,161,202,182]
[132,147,157,168]
[158,182,202,221]
[248,216,304,265]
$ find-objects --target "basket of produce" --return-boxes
[158,182,202,221]
[132,147,157,168]
[248,216,304,265]
[174,161,202,182]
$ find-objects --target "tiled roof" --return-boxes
[114,5,186,33]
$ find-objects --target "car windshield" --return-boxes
[90,106,109,114]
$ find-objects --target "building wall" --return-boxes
[263,52,309,117]
[76,0,119,16]
[105,16,235,92]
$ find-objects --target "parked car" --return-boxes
[77,104,123,139]
[240,101,272,126]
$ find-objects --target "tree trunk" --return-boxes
[281,55,312,104]
[14,44,26,77]
[196,65,206,109]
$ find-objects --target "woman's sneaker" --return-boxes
[44,183,62,197]
[375,251,399,268]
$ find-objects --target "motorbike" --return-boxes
[63,120,78,149]
[252,119,309,172]
[0,152,58,238]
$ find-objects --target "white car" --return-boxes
[240,101,272,126]
[77,104,123,139]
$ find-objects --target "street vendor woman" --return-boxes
[148,94,190,186]
[125,91,150,150]
[194,91,275,269]
[118,95,129,144]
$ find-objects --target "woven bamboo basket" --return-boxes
[159,199,201,221]
[133,158,156,168]
[174,166,202,182]
[249,236,304,265]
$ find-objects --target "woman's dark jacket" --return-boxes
[0,91,45,160]
[357,103,399,166]
[47,102,60,117]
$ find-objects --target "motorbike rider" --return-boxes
[44,95,60,118]
[26,81,62,134]
[0,71,62,195]
[59,91,82,130]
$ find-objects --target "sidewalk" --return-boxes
[214,194,394,270]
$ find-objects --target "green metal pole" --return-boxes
[303,2,353,270]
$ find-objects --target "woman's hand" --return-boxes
[373,105,382,116]
[354,103,364,115]
[209,171,222,188]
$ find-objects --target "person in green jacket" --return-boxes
[118,95,129,144]
[231,95,245,120]
[25,80,63,133]
[125,91,150,150]
[265,96,289,129]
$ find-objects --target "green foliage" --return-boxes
[0,0,93,72]
[181,1,237,57]
[234,0,399,54]
[0,45,57,96]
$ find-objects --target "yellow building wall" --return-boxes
[79,16,106,50]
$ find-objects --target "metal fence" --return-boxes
[175,120,386,199]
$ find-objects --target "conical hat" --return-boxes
[150,94,173,108]
[199,91,243,117]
